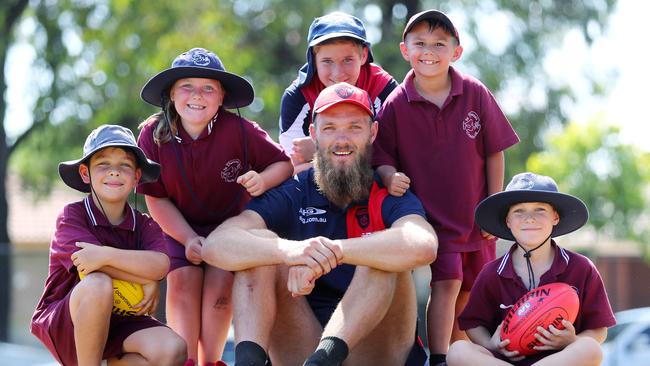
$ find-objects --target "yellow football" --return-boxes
[78,272,144,316]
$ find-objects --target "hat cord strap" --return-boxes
[516,233,552,291]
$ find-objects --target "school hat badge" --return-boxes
[140,47,254,109]
[474,172,588,241]
[58,124,160,193]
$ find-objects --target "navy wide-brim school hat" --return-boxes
[297,12,374,88]
[141,48,254,109]
[475,172,589,241]
[58,124,161,193]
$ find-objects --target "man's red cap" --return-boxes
[312,82,374,119]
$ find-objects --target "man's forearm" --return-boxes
[338,215,437,272]
[203,225,286,271]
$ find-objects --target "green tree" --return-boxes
[527,118,650,244]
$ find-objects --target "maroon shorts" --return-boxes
[430,241,496,291]
[33,290,165,365]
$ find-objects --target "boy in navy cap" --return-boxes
[447,172,615,366]
[31,124,186,366]
[280,11,398,174]
[372,10,520,365]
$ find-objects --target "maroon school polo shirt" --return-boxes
[373,67,519,253]
[30,196,167,357]
[459,241,616,335]
[137,109,290,227]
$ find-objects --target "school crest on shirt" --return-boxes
[462,111,481,139]
[221,159,242,182]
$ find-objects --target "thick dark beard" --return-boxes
[313,141,374,208]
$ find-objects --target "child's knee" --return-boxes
[446,340,474,365]
[146,330,187,366]
[72,272,113,303]
[574,336,603,362]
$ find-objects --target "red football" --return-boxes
[501,282,580,356]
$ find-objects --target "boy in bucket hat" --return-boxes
[279,11,398,174]
[138,47,292,366]
[31,124,186,366]
[371,9,519,365]
[447,172,615,366]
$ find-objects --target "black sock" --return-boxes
[235,341,268,366]
[303,336,349,366]
[429,353,447,366]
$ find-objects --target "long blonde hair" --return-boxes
[138,96,180,146]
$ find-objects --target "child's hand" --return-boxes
[185,236,204,265]
[237,171,266,197]
[72,242,107,276]
[386,172,411,197]
[481,230,496,240]
[492,323,525,362]
[287,265,317,297]
[291,137,316,164]
[533,319,577,351]
[134,281,160,316]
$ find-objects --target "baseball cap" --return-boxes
[402,9,460,44]
[312,82,374,119]
[59,124,160,192]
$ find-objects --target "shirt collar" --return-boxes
[174,112,218,144]
[84,195,136,231]
[497,240,570,281]
[403,66,464,104]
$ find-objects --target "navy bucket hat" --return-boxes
[58,125,161,193]
[141,48,254,109]
[297,12,374,88]
[475,172,588,241]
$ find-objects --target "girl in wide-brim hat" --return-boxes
[137,48,293,366]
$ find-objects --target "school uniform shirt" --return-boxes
[278,63,397,154]
[30,196,167,365]
[372,67,520,253]
[246,168,426,301]
[137,109,290,229]
[459,241,616,338]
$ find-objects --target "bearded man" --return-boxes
[202,83,438,366]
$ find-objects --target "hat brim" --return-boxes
[59,144,161,193]
[140,66,254,109]
[474,190,589,241]
[308,32,370,47]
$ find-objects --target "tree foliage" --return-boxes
[527,119,650,243]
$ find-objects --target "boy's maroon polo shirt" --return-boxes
[373,67,519,253]
[459,242,616,335]
[137,109,290,227]
[31,196,167,363]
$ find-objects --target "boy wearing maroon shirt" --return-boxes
[448,172,615,366]
[31,125,186,366]
[372,9,519,365]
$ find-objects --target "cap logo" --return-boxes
[335,85,355,99]
[190,50,211,66]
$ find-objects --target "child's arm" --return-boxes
[145,195,203,264]
[482,151,505,239]
[237,160,293,197]
[72,242,168,282]
[377,164,411,197]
